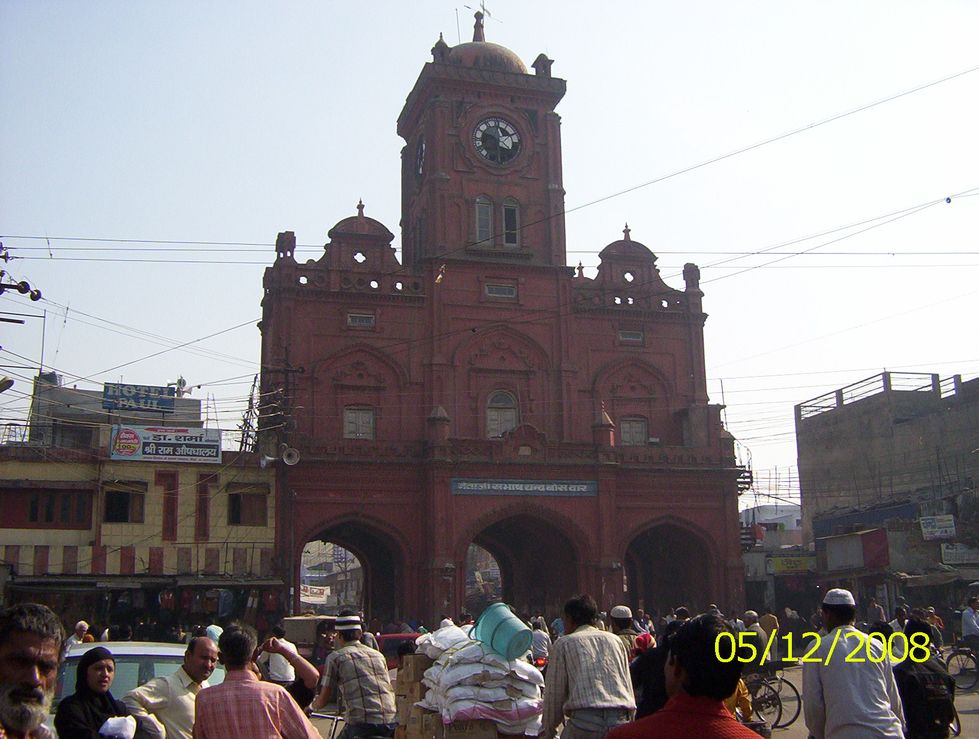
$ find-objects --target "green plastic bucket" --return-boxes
[471,602,533,661]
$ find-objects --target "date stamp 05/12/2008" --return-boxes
[714,629,933,666]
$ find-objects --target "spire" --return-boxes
[432,32,449,62]
[622,223,631,241]
[473,11,485,42]
[357,199,365,217]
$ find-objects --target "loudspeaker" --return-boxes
[282,447,301,466]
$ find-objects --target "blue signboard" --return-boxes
[451,478,598,497]
[102,383,176,412]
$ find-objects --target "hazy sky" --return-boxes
[2,1,977,510]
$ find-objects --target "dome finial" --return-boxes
[473,11,485,42]
[623,223,631,241]
[357,199,365,217]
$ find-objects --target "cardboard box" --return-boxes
[405,706,441,739]
[421,710,444,739]
[442,719,497,739]
[404,682,427,703]
[394,727,407,739]
[396,694,413,726]
[399,653,434,683]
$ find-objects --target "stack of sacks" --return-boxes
[414,626,544,736]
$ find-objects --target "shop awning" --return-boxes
[175,577,283,587]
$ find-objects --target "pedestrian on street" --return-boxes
[309,614,397,739]
[0,603,64,739]
[803,588,905,739]
[609,605,640,655]
[123,636,218,739]
[606,614,760,738]
[54,646,135,739]
[193,624,320,739]
[63,620,88,659]
[257,625,297,686]
[893,619,955,739]
[960,596,979,653]
[540,594,635,739]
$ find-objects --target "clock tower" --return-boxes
[397,12,568,268]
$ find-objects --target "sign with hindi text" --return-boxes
[110,425,221,464]
[451,478,597,497]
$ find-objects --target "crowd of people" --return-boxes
[0,592,970,738]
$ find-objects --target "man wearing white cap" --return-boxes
[608,606,640,655]
[803,588,905,738]
[309,614,397,738]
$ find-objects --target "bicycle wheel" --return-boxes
[949,704,961,737]
[747,679,782,728]
[946,650,979,691]
[768,676,801,728]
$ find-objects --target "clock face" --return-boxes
[415,137,425,177]
[472,117,521,164]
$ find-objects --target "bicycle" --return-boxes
[742,676,781,729]
[743,665,801,729]
[944,646,979,691]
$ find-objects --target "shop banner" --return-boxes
[941,542,979,565]
[451,478,598,497]
[103,383,176,412]
[300,584,329,604]
[920,515,956,541]
[769,555,816,574]
[110,425,222,463]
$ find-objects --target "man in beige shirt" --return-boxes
[122,637,218,739]
[541,595,636,739]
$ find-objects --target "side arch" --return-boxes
[296,511,415,622]
[620,515,719,615]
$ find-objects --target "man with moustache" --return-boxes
[122,636,219,739]
[0,603,64,739]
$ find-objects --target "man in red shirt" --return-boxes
[193,624,319,739]
[606,614,759,739]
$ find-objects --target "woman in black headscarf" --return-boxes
[54,646,132,739]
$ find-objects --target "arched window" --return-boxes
[475,195,493,245]
[486,391,518,438]
[502,198,520,247]
[619,416,648,446]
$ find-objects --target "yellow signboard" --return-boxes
[770,555,815,574]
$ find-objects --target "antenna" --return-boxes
[464,1,501,22]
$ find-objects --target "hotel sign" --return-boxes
[451,478,598,497]
[102,383,175,412]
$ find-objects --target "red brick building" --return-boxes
[260,14,746,624]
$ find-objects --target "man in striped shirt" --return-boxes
[541,594,636,739]
[309,615,397,739]
[192,625,319,739]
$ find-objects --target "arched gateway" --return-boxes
[459,508,585,619]
[260,13,747,626]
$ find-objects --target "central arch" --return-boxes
[460,509,584,619]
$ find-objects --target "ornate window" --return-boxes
[502,198,520,247]
[486,391,518,438]
[475,195,493,245]
[619,417,648,446]
[343,407,376,439]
